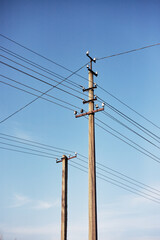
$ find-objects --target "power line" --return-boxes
[0,136,74,155]
[69,161,160,204]
[76,157,160,197]
[0,46,82,89]
[0,60,84,101]
[97,96,160,140]
[95,118,160,164]
[96,42,160,60]
[0,146,60,159]
[0,61,87,123]
[0,141,61,158]
[1,141,159,204]
[0,33,88,81]
[0,80,75,114]
[98,85,160,130]
[0,74,82,110]
[96,161,160,194]
[1,131,160,196]
[102,111,160,149]
[0,54,88,98]
[78,154,160,194]
[0,132,75,154]
[102,107,160,143]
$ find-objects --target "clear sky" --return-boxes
[0,0,160,240]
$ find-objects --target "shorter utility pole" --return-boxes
[56,154,77,240]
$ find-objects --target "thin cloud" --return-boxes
[32,200,59,210]
[9,193,60,210]
[9,194,31,208]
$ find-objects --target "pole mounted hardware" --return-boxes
[82,83,97,92]
[86,51,96,63]
[83,96,97,104]
[56,153,77,163]
[87,65,98,77]
[75,107,104,118]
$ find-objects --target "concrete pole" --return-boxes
[61,155,68,240]
[88,60,98,240]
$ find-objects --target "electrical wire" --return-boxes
[103,109,160,144]
[1,131,160,197]
[71,160,160,202]
[0,46,82,90]
[0,80,75,113]
[98,85,160,130]
[0,60,87,123]
[0,60,84,101]
[76,157,160,197]
[0,74,82,110]
[0,33,88,81]
[0,141,61,157]
[96,42,160,60]
[0,132,75,154]
[69,161,160,204]
[1,140,159,203]
[0,146,61,159]
[0,136,74,155]
[0,54,88,98]
[102,111,160,149]
[97,97,160,140]
[95,118,160,164]
[77,156,160,195]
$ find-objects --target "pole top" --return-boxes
[86,51,96,63]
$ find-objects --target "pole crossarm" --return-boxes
[87,66,98,77]
[56,154,77,163]
[75,107,104,118]
[86,51,96,62]
[83,85,97,92]
[83,97,97,104]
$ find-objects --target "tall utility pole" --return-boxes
[56,154,77,240]
[75,51,104,240]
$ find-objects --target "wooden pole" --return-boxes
[61,155,68,240]
[88,60,98,240]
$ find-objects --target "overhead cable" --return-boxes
[98,85,160,130]
[0,74,82,110]
[0,46,82,89]
[0,54,88,98]
[0,60,87,123]
[96,42,160,60]
[95,118,160,164]
[0,33,88,81]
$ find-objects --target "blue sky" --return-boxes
[0,0,160,239]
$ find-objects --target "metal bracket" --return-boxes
[83,85,97,92]
[86,51,96,62]
[56,154,77,163]
[83,97,97,104]
[75,107,104,118]
[87,66,98,77]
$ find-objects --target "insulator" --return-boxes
[102,102,105,107]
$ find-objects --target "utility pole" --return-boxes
[75,51,104,240]
[56,154,77,240]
